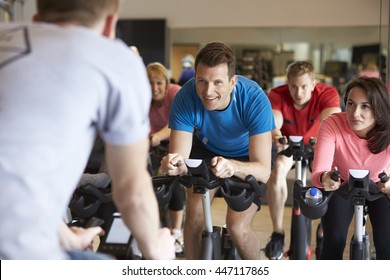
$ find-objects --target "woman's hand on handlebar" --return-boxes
[321,167,341,192]
[377,181,390,194]
[160,153,188,176]
[377,172,390,194]
[210,156,235,178]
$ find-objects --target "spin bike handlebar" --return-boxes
[152,175,180,206]
[278,136,315,163]
[332,170,389,202]
[181,159,266,212]
[69,183,112,218]
[70,173,181,219]
[294,169,390,220]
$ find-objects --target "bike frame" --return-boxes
[185,159,222,260]
[348,169,371,260]
[287,136,312,260]
[296,169,389,260]
[200,189,223,260]
[184,159,251,260]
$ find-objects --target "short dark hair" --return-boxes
[36,0,119,27]
[344,76,390,154]
[194,42,236,80]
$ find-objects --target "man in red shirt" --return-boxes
[264,61,341,260]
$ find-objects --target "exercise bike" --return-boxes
[180,158,266,260]
[67,170,180,259]
[295,169,389,260]
[279,135,316,260]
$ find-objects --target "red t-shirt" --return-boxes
[267,83,340,144]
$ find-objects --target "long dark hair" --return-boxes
[343,77,390,154]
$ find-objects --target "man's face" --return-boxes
[287,73,315,110]
[194,63,237,111]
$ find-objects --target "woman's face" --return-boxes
[149,73,168,102]
[345,86,376,138]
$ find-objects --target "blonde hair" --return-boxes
[146,62,170,86]
[286,61,315,81]
[36,0,119,27]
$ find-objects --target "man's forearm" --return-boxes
[113,174,160,258]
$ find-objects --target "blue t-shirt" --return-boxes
[169,75,275,157]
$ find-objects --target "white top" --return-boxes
[0,22,151,259]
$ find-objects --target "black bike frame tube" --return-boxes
[289,159,311,260]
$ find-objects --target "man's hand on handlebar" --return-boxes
[160,153,188,176]
[210,156,235,178]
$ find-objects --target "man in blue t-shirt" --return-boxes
[161,42,275,260]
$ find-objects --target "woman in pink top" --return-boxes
[148,63,181,147]
[146,62,185,255]
[311,77,390,259]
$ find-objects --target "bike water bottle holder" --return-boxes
[296,169,387,220]
[293,180,331,220]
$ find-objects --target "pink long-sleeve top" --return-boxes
[149,83,181,134]
[311,112,390,187]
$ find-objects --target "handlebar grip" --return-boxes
[379,171,389,183]
[330,170,340,181]
[278,137,287,145]
[245,175,262,196]
[84,217,104,228]
[308,137,316,147]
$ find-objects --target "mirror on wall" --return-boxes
[170,0,389,93]
[1,0,389,92]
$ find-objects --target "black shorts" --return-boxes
[189,137,275,211]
